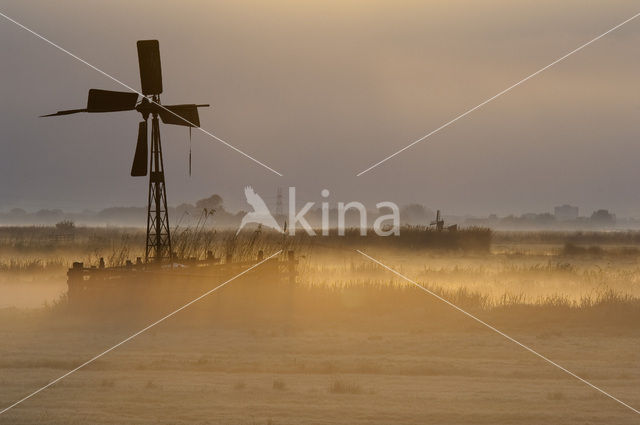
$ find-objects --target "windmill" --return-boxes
[430,210,457,232]
[430,210,445,231]
[43,40,209,263]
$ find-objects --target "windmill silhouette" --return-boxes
[430,210,457,232]
[430,210,445,231]
[43,40,209,262]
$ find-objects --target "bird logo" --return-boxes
[237,186,283,235]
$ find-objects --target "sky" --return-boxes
[2,0,640,217]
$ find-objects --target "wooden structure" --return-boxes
[66,250,297,309]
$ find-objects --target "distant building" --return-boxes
[554,204,579,221]
[590,209,615,225]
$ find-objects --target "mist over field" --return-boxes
[2,1,640,423]
[1,225,640,423]
[0,192,635,231]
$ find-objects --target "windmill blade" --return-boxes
[137,40,163,95]
[41,108,88,117]
[87,89,138,112]
[42,89,137,117]
[159,104,200,127]
[131,121,148,177]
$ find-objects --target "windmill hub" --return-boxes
[136,97,152,120]
[43,40,209,263]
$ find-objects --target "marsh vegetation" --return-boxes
[0,226,639,423]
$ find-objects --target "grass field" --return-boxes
[0,227,639,423]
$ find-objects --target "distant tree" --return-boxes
[56,219,75,231]
[196,194,223,210]
[534,213,556,225]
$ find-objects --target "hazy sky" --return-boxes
[2,0,640,216]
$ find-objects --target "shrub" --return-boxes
[328,379,362,394]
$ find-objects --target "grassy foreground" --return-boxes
[0,227,639,423]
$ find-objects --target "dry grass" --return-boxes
[328,379,363,394]
[1,318,637,424]
[1,227,640,423]
[272,379,287,391]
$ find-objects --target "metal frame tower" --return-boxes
[42,40,209,264]
[146,104,172,262]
